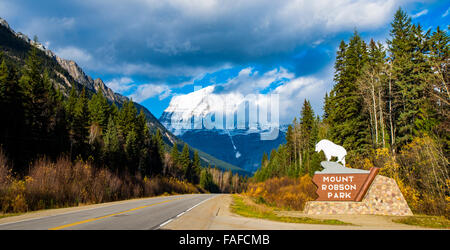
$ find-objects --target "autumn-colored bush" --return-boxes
[0,152,201,213]
[245,175,317,211]
[365,136,449,218]
[142,176,200,196]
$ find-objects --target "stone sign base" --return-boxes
[304,175,413,216]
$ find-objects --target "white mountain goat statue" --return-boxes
[315,139,347,167]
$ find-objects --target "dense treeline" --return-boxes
[253,8,449,217]
[0,46,169,178]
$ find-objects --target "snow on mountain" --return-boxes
[160,85,287,173]
[160,85,280,135]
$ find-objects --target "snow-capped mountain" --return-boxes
[160,86,287,173]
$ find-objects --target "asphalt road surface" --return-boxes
[0,194,218,230]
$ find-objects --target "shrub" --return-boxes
[245,175,317,211]
[0,152,202,213]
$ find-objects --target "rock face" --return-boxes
[304,175,413,216]
[0,17,127,105]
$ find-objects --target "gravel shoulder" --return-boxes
[164,194,434,230]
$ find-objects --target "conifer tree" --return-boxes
[171,142,180,165]
[88,91,110,129]
[180,143,192,181]
[148,129,164,176]
[192,150,201,184]
[71,88,90,157]
[428,26,449,152]
[104,116,121,170]
[328,31,371,154]
[0,58,24,166]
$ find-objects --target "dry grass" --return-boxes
[0,151,201,213]
[245,175,317,211]
[231,194,349,225]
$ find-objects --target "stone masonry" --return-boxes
[304,175,413,216]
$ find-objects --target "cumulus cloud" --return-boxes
[3,0,420,81]
[170,66,327,123]
[104,77,135,93]
[54,46,93,65]
[129,83,172,102]
[214,67,294,95]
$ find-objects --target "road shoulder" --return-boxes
[163,194,434,230]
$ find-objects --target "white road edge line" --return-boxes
[159,219,173,228]
[157,194,218,229]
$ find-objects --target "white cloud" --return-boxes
[443,7,450,17]
[164,67,326,124]
[216,67,294,95]
[273,76,325,123]
[129,83,171,102]
[54,46,93,65]
[105,77,135,93]
[411,9,428,18]
[58,0,416,72]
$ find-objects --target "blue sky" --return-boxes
[1,0,449,124]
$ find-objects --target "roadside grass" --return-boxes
[230,194,350,225]
[392,215,450,229]
[0,212,23,219]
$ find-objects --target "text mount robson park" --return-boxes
[304,139,412,216]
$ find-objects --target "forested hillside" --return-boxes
[252,8,449,217]
[0,18,247,175]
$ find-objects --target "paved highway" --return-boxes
[0,193,218,230]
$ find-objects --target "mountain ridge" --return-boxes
[0,17,247,175]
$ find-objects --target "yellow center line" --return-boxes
[49,197,184,230]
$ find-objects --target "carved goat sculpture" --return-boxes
[315,139,347,167]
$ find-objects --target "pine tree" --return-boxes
[299,99,316,174]
[192,150,201,184]
[148,129,164,176]
[285,124,295,166]
[0,58,25,167]
[117,99,138,138]
[125,128,139,173]
[387,8,413,149]
[88,91,110,130]
[180,143,192,181]
[387,8,434,149]
[19,47,58,160]
[171,142,180,165]
[328,31,371,154]
[428,26,449,153]
[104,116,121,171]
[261,152,268,168]
[71,88,90,157]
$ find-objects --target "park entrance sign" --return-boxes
[312,162,379,201]
[307,139,413,216]
[313,139,379,201]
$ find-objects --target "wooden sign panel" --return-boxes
[312,167,379,201]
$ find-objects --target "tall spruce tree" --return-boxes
[328,31,371,155]
[180,143,192,181]
[428,26,449,153]
[88,91,110,130]
[192,150,201,184]
[0,58,25,167]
